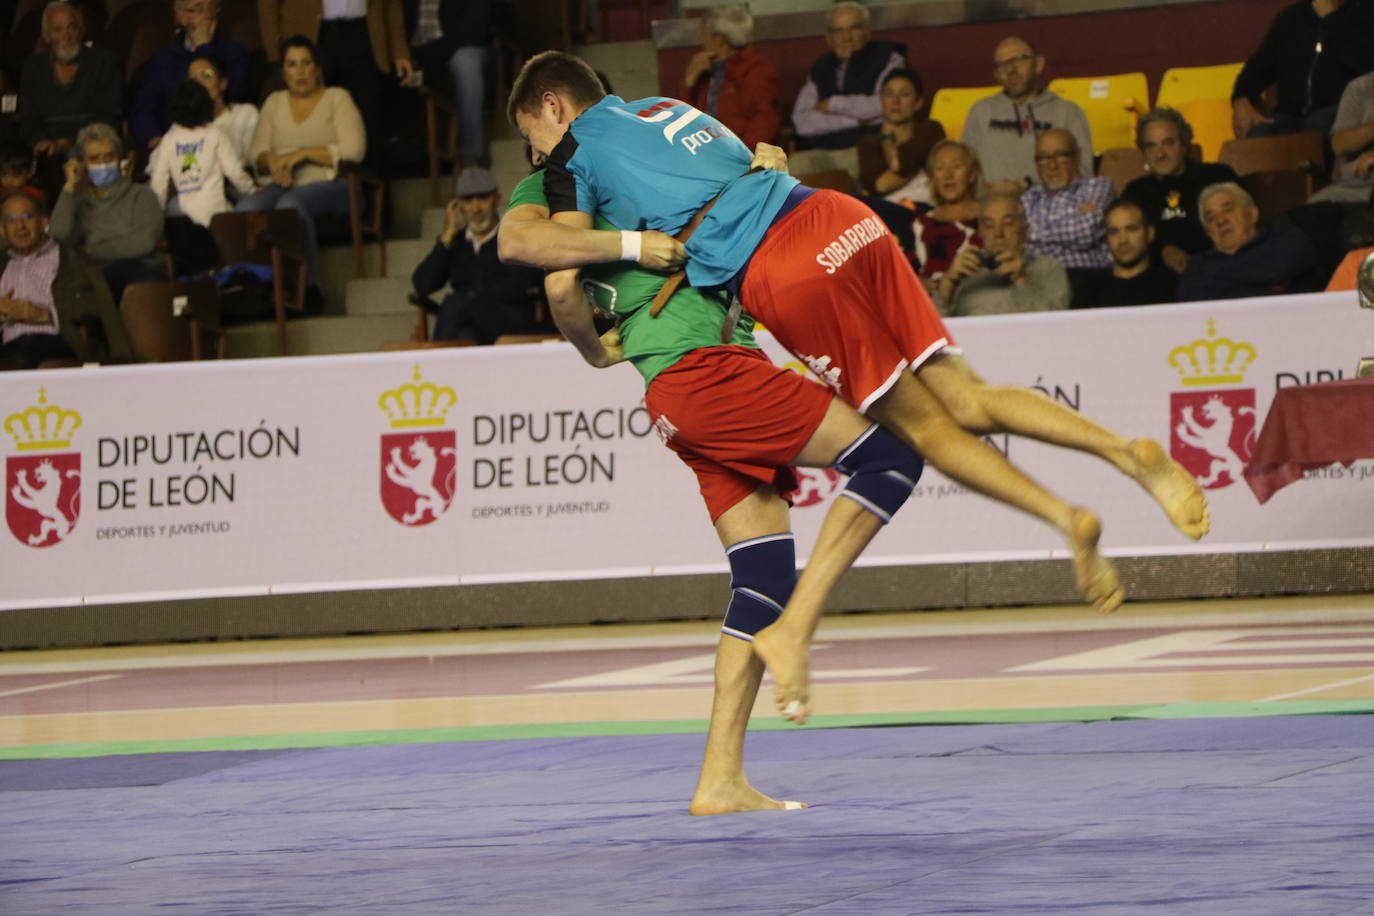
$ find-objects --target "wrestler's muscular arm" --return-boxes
[545,267,624,369]
[498,205,685,271]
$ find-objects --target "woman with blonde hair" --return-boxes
[912,139,983,283]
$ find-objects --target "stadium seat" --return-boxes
[1047,73,1150,155]
[1097,146,1147,194]
[1240,169,1314,228]
[119,276,223,362]
[928,86,999,141]
[1156,63,1244,162]
[208,210,308,356]
[1219,131,1326,195]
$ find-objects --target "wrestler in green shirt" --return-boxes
[506,170,757,386]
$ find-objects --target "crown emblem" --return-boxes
[5,388,82,451]
[1167,319,1256,386]
[378,366,456,428]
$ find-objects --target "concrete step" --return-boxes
[345,276,414,316]
[575,39,661,100]
[224,311,418,359]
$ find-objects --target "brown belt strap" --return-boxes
[646,167,762,326]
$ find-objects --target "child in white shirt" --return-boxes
[150,80,257,227]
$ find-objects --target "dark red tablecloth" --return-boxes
[1244,377,1374,504]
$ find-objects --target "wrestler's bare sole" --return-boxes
[752,621,813,724]
[1128,438,1211,540]
[1068,508,1124,614]
[689,778,807,816]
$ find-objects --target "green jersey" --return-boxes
[507,170,758,386]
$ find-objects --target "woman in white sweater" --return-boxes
[149,80,257,227]
[235,34,366,287]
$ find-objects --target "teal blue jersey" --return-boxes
[544,95,798,289]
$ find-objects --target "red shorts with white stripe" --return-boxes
[740,189,956,412]
[644,345,833,522]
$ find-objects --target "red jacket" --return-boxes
[683,44,781,151]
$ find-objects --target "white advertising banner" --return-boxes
[2,292,1372,611]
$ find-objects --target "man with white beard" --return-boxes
[17,2,123,158]
[411,167,547,343]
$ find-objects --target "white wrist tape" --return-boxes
[620,230,643,262]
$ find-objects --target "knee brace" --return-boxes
[833,425,924,523]
[721,534,797,642]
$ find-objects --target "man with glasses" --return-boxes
[790,1,905,151]
[962,36,1092,191]
[0,191,130,369]
[1021,128,1114,307]
[130,0,251,149]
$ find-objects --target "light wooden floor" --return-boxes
[2,594,1373,750]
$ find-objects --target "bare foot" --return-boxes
[689,779,807,816]
[752,622,812,723]
[1129,438,1210,540]
[1068,508,1124,614]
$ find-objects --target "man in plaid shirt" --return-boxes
[1021,128,1115,307]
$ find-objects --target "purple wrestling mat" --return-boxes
[3,717,1373,914]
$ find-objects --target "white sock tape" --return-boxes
[620,230,643,262]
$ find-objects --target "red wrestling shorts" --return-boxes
[644,345,833,522]
[741,189,956,412]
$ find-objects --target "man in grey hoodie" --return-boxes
[961,36,1093,191]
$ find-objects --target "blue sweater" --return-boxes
[1177,225,1316,302]
[129,28,251,145]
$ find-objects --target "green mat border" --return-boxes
[3,700,1372,760]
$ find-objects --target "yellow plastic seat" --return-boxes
[1156,63,1245,162]
[1047,73,1150,155]
[929,86,1000,141]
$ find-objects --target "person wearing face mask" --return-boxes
[17,2,122,160]
[49,122,165,304]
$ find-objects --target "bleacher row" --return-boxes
[0,1,1367,369]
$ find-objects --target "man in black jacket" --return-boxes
[1231,0,1374,139]
[411,168,545,343]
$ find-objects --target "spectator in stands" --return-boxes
[911,139,982,284]
[50,122,165,302]
[681,5,780,152]
[1075,199,1179,308]
[238,35,365,291]
[407,0,492,167]
[935,190,1069,316]
[0,138,43,203]
[1231,0,1374,140]
[791,1,905,150]
[857,68,943,204]
[17,2,121,157]
[187,54,259,167]
[1121,107,1240,275]
[962,36,1092,190]
[1177,182,1317,301]
[130,0,251,149]
[149,80,256,227]
[1324,187,1374,290]
[1021,128,1114,307]
[411,168,545,344]
[260,0,412,169]
[0,190,130,368]
[1309,69,1374,205]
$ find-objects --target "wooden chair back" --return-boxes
[118,276,220,362]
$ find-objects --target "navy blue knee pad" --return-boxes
[721,533,797,642]
[833,425,924,523]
